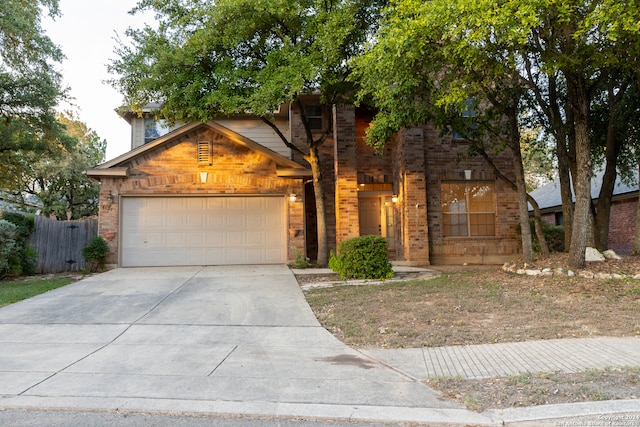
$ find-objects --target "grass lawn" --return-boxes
[0,276,77,308]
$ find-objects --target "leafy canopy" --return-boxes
[0,0,67,151]
[110,0,385,128]
[5,113,105,219]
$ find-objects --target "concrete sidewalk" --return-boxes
[0,265,637,426]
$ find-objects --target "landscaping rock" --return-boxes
[554,267,568,276]
[603,249,622,260]
[579,270,595,279]
[585,247,605,262]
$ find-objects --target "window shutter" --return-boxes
[197,140,212,165]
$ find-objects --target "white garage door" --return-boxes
[121,196,286,267]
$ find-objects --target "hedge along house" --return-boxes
[87,99,522,268]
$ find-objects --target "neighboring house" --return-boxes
[529,171,639,255]
[87,99,522,267]
[0,192,42,214]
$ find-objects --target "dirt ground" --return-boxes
[297,253,640,411]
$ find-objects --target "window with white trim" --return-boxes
[441,181,495,237]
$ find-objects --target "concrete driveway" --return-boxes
[0,265,485,424]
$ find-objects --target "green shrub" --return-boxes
[0,213,36,277]
[543,225,565,252]
[291,249,310,269]
[0,220,20,279]
[329,235,394,280]
[517,220,565,253]
[82,236,109,272]
[1,212,35,236]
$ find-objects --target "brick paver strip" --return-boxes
[421,338,640,379]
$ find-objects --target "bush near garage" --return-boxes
[329,235,394,280]
[82,236,109,272]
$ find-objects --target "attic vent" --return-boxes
[197,140,213,165]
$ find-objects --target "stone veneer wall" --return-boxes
[96,127,304,266]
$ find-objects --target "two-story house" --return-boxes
[87,99,521,267]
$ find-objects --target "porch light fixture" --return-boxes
[200,171,209,183]
[106,191,115,205]
[391,195,398,203]
[464,169,472,180]
[289,193,297,202]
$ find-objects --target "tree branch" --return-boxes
[260,116,306,156]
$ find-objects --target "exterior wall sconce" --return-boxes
[289,194,297,202]
[106,191,115,205]
[391,195,399,203]
[200,171,209,183]
[464,170,472,180]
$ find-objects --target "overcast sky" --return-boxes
[43,0,153,160]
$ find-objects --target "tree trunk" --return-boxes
[307,145,329,267]
[508,111,534,262]
[556,136,574,250]
[548,74,573,250]
[566,75,591,270]
[528,196,550,254]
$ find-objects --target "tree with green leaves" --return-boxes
[354,0,545,262]
[109,0,385,267]
[9,113,106,219]
[355,0,640,269]
[0,0,68,175]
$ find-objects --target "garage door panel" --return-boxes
[206,232,225,246]
[225,198,245,210]
[165,215,186,228]
[226,215,246,228]
[165,232,186,246]
[121,196,285,267]
[186,232,206,247]
[246,231,265,246]
[186,214,205,228]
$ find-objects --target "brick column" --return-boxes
[333,105,360,247]
[394,127,430,264]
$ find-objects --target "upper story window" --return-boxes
[144,118,171,144]
[305,106,323,131]
[441,181,495,237]
[452,99,476,141]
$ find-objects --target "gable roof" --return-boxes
[87,121,311,178]
[529,169,639,211]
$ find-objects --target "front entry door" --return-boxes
[359,197,382,235]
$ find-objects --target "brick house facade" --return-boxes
[538,195,638,256]
[531,172,639,255]
[88,101,522,267]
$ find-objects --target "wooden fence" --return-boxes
[29,216,98,273]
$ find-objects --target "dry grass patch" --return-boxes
[300,255,640,411]
[303,266,640,348]
[427,367,640,412]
